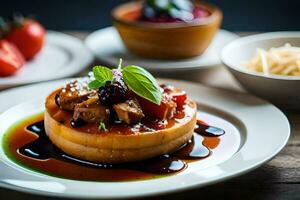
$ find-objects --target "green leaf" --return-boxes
[93,66,113,84]
[122,65,162,105]
[88,80,104,90]
[99,122,107,131]
[88,66,113,90]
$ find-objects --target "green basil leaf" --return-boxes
[93,66,113,84]
[88,80,104,89]
[122,65,162,105]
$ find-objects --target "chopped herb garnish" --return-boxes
[99,122,107,131]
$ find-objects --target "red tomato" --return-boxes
[172,90,187,108]
[6,19,45,60]
[161,84,187,108]
[137,94,176,120]
[0,40,25,76]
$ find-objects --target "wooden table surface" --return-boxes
[0,32,299,200]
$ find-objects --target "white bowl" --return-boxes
[221,32,300,110]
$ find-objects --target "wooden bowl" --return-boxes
[112,1,222,59]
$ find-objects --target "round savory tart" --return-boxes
[44,62,197,163]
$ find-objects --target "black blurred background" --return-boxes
[1,0,300,31]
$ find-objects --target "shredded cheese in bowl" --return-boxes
[243,43,300,76]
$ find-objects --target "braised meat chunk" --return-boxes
[73,96,110,123]
[56,81,95,111]
[113,99,145,124]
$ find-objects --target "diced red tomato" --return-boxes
[160,84,187,108]
[172,90,187,108]
[0,40,25,76]
[137,94,176,120]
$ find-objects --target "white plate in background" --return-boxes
[85,27,239,72]
[0,31,93,89]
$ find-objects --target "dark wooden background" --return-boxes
[1,0,300,31]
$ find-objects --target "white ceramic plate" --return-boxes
[0,79,290,199]
[0,32,93,89]
[85,27,238,71]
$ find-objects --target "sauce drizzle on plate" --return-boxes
[3,114,224,181]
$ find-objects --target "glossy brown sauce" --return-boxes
[3,113,224,182]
